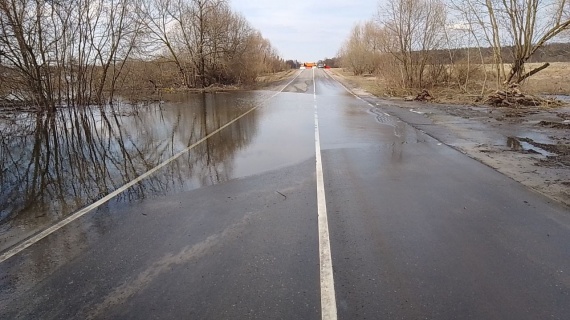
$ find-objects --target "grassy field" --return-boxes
[520,62,570,95]
[330,69,388,96]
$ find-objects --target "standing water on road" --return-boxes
[0,92,262,252]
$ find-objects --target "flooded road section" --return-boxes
[0,69,325,319]
[0,87,316,252]
[2,69,569,319]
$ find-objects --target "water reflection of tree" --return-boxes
[0,92,259,241]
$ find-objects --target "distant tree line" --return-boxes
[0,0,286,110]
[338,0,570,93]
[424,43,570,65]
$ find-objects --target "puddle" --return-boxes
[506,131,555,145]
[507,137,558,156]
[542,94,570,103]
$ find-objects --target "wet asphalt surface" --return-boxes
[1,69,570,319]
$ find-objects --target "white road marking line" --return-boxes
[0,71,304,264]
[325,70,381,109]
[313,68,338,320]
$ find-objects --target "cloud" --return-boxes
[230,0,379,61]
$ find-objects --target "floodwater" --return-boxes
[0,90,316,252]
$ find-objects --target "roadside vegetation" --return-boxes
[337,0,570,105]
[0,0,287,110]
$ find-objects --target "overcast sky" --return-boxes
[230,0,379,62]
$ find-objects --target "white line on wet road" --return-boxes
[313,68,338,320]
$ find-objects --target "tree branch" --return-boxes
[517,62,549,83]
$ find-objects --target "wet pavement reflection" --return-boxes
[0,82,319,314]
[0,92,264,251]
[1,68,569,320]
[0,69,428,317]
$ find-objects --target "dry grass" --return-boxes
[330,68,392,97]
[331,67,485,104]
[256,69,296,84]
[474,62,570,95]
[520,62,570,95]
[333,62,570,105]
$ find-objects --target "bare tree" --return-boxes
[93,0,143,104]
[338,21,385,75]
[0,0,55,108]
[458,0,570,85]
[0,0,284,105]
[0,0,141,108]
[137,0,189,86]
[379,0,447,88]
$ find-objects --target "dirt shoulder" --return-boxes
[328,69,570,208]
[255,70,298,91]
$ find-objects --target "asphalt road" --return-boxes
[1,69,569,319]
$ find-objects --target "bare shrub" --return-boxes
[375,54,406,94]
[338,21,384,76]
[424,56,451,88]
[379,0,447,89]
[452,61,483,87]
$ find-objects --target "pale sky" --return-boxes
[230,0,379,62]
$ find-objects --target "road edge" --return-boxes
[325,69,570,209]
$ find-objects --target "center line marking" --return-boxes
[314,68,338,320]
[0,70,304,264]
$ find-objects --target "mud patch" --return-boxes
[508,137,557,155]
[509,137,570,167]
[539,120,570,129]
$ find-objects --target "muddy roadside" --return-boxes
[328,69,570,208]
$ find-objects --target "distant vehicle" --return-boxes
[317,64,324,68]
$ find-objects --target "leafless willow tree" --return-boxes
[136,0,189,86]
[455,0,570,86]
[178,0,284,87]
[1,0,284,107]
[137,0,284,89]
[338,0,448,89]
[380,0,447,88]
[338,21,385,75]
[338,0,570,93]
[0,0,142,109]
